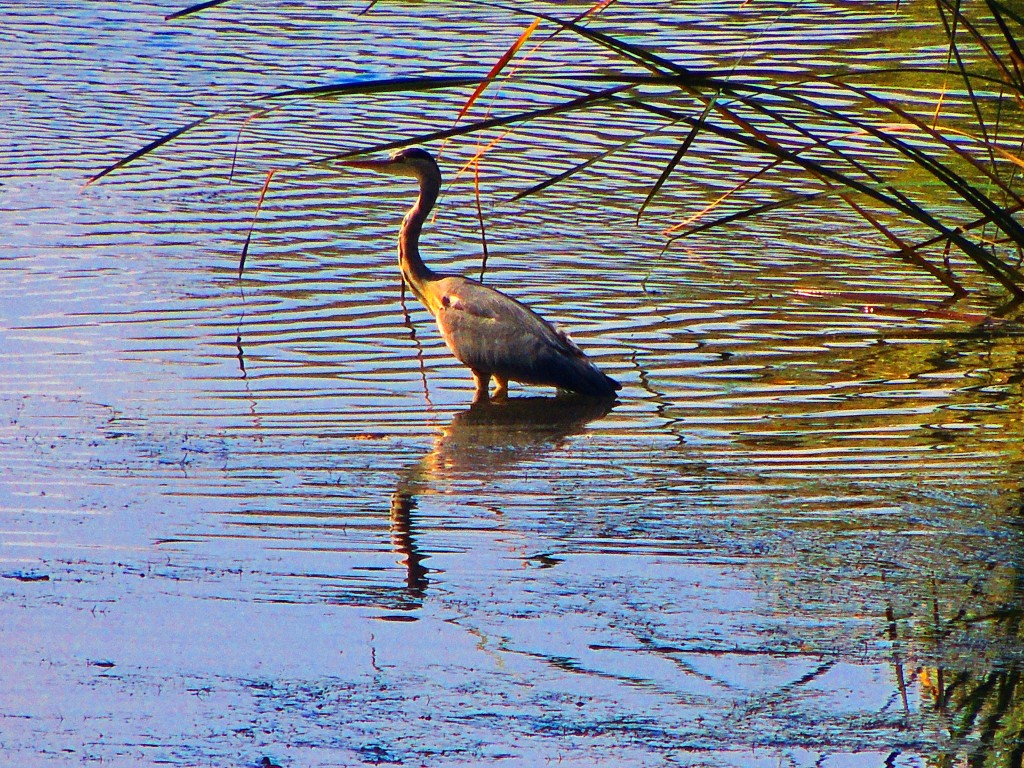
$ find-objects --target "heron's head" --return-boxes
[341,147,440,183]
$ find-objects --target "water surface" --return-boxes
[3,2,1024,766]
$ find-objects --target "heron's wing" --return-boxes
[433,278,616,395]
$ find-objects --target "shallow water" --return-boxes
[3,2,1024,766]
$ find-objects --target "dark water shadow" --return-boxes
[389,396,616,606]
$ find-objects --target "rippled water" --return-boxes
[3,2,1024,766]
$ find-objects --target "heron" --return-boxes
[343,148,621,403]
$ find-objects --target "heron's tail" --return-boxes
[555,358,621,398]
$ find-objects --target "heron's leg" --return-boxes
[492,375,509,400]
[471,370,491,403]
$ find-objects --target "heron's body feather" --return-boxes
[432,276,619,397]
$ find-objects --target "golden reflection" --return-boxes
[389,396,615,602]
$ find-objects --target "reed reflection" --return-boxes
[390,396,616,605]
[918,585,1024,766]
[891,494,1024,767]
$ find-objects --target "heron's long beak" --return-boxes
[339,158,393,172]
[340,156,421,179]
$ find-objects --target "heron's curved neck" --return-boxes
[399,172,441,304]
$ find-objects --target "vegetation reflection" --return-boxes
[912,540,1024,767]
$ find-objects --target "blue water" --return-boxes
[2,2,1023,766]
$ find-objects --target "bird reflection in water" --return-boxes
[388,491,429,600]
[389,395,616,604]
